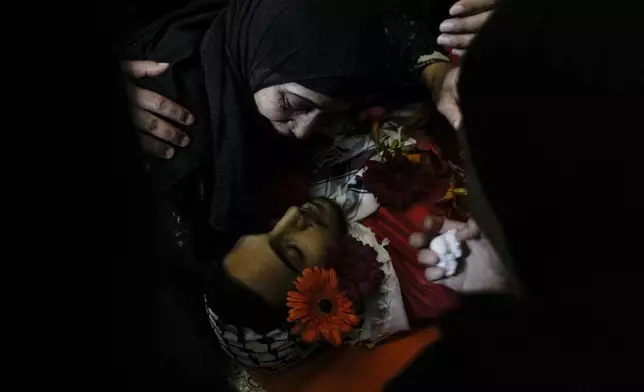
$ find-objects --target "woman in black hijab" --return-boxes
[129,0,455,225]
[127,0,457,288]
[128,0,455,232]
[124,0,454,384]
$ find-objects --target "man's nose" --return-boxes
[270,207,302,236]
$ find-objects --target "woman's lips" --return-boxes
[272,122,295,137]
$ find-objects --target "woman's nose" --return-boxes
[291,110,321,139]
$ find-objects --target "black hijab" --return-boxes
[129,0,392,234]
[225,0,389,96]
[456,0,643,382]
[387,0,644,389]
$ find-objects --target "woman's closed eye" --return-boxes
[282,92,314,113]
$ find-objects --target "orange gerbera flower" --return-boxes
[287,266,360,346]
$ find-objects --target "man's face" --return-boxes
[223,198,346,306]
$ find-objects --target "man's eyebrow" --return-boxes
[269,238,301,274]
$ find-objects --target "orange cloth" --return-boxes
[251,327,441,392]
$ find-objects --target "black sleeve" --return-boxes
[104,10,227,388]
[109,0,193,44]
[383,0,453,88]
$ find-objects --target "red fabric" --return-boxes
[360,131,460,322]
[362,200,459,322]
[448,49,461,65]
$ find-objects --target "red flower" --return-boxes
[362,149,449,211]
[287,267,360,345]
[326,236,384,302]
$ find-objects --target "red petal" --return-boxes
[345,314,360,326]
[328,269,338,289]
[287,291,307,302]
[314,267,324,292]
[294,277,308,292]
[301,327,319,343]
[330,328,342,346]
[321,268,329,284]
[320,325,332,344]
[288,307,308,321]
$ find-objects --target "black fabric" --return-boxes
[110,0,191,44]
[388,0,644,389]
[126,0,224,200]
[127,0,389,234]
[105,19,227,392]
[226,0,388,97]
[459,0,643,306]
[127,0,450,234]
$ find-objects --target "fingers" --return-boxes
[436,68,461,129]
[423,215,445,233]
[409,232,428,249]
[409,216,446,249]
[451,49,466,58]
[425,267,446,282]
[454,219,481,241]
[437,94,462,130]
[413,218,482,283]
[410,217,476,251]
[132,107,190,158]
[437,33,476,50]
[440,10,492,34]
[129,84,195,126]
[440,218,469,234]
[439,0,495,52]
[123,61,170,78]
[138,133,175,159]
[123,62,195,159]
[449,0,496,16]
[418,248,439,266]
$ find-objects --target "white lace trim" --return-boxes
[347,222,410,346]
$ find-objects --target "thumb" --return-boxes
[122,61,169,79]
[438,96,462,130]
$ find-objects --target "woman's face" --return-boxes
[254,83,352,139]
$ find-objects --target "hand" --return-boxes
[123,61,195,159]
[435,67,461,130]
[437,0,497,57]
[409,216,516,294]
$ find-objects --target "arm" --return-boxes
[382,2,461,129]
[121,0,225,159]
